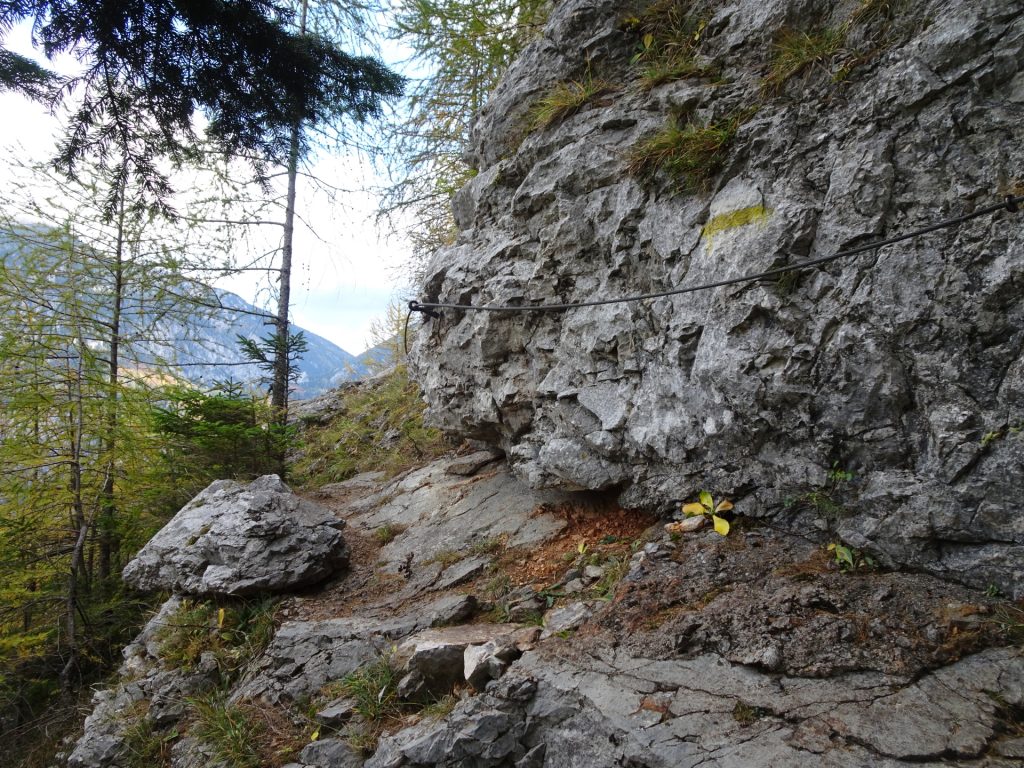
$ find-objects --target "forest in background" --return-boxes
[0,0,542,764]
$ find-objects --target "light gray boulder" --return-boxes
[122,475,348,596]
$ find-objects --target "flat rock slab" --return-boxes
[343,459,584,576]
[122,475,349,596]
[370,646,1024,768]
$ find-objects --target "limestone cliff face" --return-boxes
[410,0,1024,596]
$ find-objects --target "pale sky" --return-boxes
[0,21,416,355]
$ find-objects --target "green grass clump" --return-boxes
[374,523,405,546]
[155,597,276,679]
[763,27,845,93]
[292,366,450,487]
[121,713,175,768]
[627,116,741,189]
[528,77,614,132]
[639,55,711,89]
[189,695,265,768]
[624,0,717,89]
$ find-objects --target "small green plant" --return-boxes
[989,605,1024,645]
[827,463,855,484]
[374,523,405,545]
[469,536,506,557]
[528,76,614,131]
[156,597,276,679]
[763,27,845,93]
[189,695,265,768]
[336,655,404,724]
[827,542,876,572]
[732,700,769,725]
[424,549,465,568]
[590,555,629,599]
[627,115,744,190]
[682,491,734,536]
[981,429,1003,447]
[122,714,177,768]
[625,0,717,89]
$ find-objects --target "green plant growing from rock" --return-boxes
[188,694,265,768]
[627,114,744,190]
[374,523,405,545]
[156,597,276,680]
[121,707,176,768]
[624,0,717,89]
[762,27,845,94]
[528,75,615,132]
[827,542,876,573]
[682,491,734,536]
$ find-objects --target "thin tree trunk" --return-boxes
[60,338,88,694]
[271,0,309,447]
[98,179,126,585]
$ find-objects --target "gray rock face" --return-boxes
[370,646,1024,768]
[409,0,1024,596]
[122,475,349,596]
[68,597,219,768]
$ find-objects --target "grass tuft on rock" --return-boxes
[627,115,741,190]
[763,27,845,93]
[189,695,265,768]
[155,597,276,680]
[528,76,615,132]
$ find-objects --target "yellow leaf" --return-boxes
[699,490,714,510]
[712,515,730,536]
[643,33,654,49]
[682,503,705,517]
[311,728,320,742]
[715,499,734,513]
[217,608,225,629]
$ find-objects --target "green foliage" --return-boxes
[151,381,288,500]
[381,0,548,266]
[189,695,265,768]
[989,605,1024,646]
[763,27,846,93]
[528,76,615,132]
[374,523,405,546]
[827,542,876,573]
[291,365,450,487]
[624,0,717,89]
[732,700,769,725]
[1,0,403,207]
[122,713,176,768]
[682,491,734,536]
[156,598,277,680]
[627,114,744,190]
[590,555,629,600]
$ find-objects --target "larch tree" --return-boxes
[381,0,547,271]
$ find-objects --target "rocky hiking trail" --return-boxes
[67,450,1023,768]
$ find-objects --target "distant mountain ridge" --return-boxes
[0,227,384,397]
[139,287,376,398]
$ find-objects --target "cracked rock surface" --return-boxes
[409,0,1024,597]
[69,457,1023,768]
